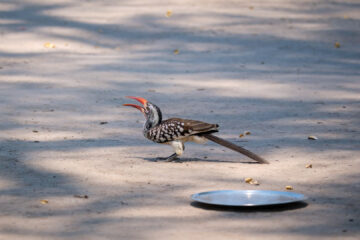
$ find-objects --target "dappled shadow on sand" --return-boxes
[143,157,258,164]
[0,0,359,239]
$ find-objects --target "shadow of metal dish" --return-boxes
[191,190,307,207]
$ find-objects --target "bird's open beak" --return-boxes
[123,96,148,113]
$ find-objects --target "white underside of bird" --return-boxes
[165,135,208,156]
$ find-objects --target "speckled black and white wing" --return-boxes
[145,118,219,143]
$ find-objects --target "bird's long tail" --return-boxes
[203,134,269,164]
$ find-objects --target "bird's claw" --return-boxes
[156,153,181,162]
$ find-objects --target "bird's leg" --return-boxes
[156,141,184,162]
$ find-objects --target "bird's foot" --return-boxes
[156,153,181,162]
[166,157,182,163]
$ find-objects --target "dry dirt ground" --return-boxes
[0,0,359,239]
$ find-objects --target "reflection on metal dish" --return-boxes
[191,190,307,207]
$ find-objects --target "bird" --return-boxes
[123,96,268,164]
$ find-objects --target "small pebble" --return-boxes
[308,136,318,140]
[74,195,88,199]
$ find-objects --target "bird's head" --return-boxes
[123,96,162,129]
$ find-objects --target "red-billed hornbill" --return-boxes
[123,96,268,164]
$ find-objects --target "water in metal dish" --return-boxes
[191,190,307,206]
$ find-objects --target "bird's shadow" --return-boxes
[191,201,308,212]
[142,157,258,164]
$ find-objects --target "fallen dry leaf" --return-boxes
[44,42,55,48]
[245,177,252,183]
[334,42,341,48]
[306,164,312,168]
[308,135,318,140]
[173,49,179,55]
[40,199,49,204]
[245,177,259,185]
[249,6,254,10]
[285,186,293,190]
[239,131,251,138]
[165,10,172,17]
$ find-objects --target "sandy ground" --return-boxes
[0,0,359,239]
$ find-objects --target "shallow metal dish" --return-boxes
[191,190,307,207]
